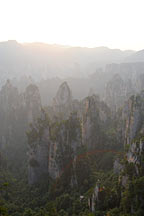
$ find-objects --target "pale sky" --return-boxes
[0,0,144,50]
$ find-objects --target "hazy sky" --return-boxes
[0,0,144,50]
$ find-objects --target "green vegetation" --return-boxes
[1,95,144,216]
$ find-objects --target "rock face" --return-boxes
[122,91,144,175]
[0,80,25,165]
[24,85,48,184]
[27,110,82,184]
[52,81,82,119]
[53,82,72,106]
[105,74,136,112]
[24,84,42,123]
[105,74,127,112]
[123,92,144,146]
[88,184,100,212]
[0,79,20,111]
[104,63,144,112]
[82,95,111,149]
[0,80,43,173]
[27,111,51,184]
[53,82,72,116]
[113,158,123,174]
[126,140,144,175]
[0,80,20,132]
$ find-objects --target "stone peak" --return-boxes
[59,81,70,91]
[55,81,72,105]
[1,79,17,92]
[26,84,39,93]
[25,84,41,106]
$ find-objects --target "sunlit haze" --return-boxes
[0,0,144,50]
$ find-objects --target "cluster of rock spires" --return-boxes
[90,89,144,212]
[0,75,144,178]
[123,92,144,174]
[27,82,113,184]
[28,75,144,186]
[0,80,42,170]
[1,74,144,214]
[0,79,115,185]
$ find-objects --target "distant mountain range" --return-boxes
[124,49,144,62]
[0,40,137,82]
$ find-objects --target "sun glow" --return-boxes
[0,0,144,50]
